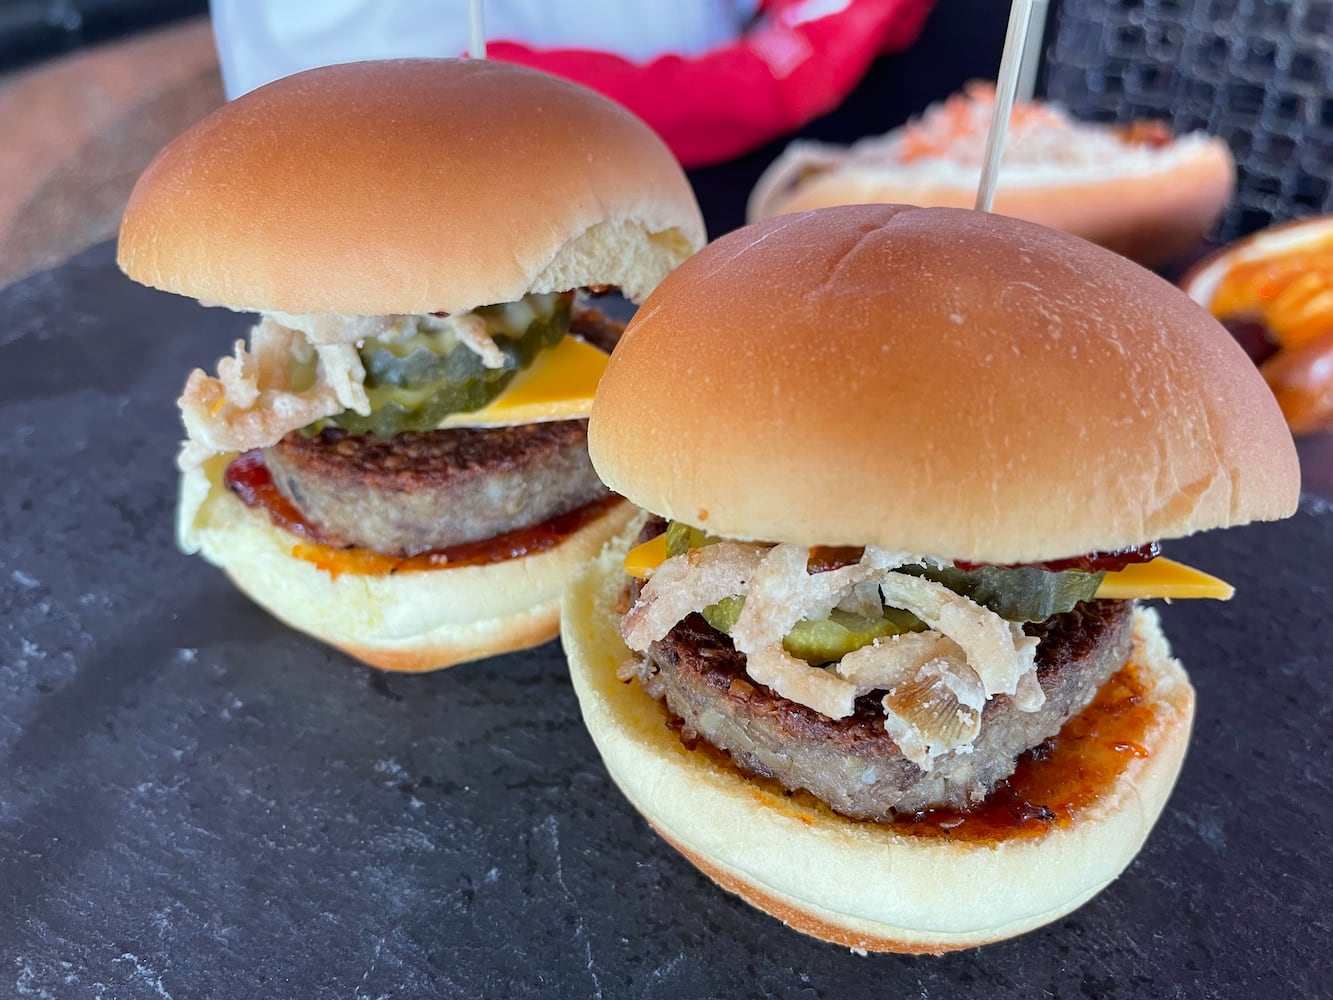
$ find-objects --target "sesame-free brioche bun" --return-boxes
[117,58,705,314]
[128,58,703,672]
[589,205,1299,564]
[189,456,636,671]
[560,535,1195,953]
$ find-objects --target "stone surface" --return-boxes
[0,242,1330,998]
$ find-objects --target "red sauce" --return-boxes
[225,450,325,542]
[955,542,1162,574]
[223,449,622,578]
[805,543,1162,576]
[891,663,1155,843]
[1116,119,1173,149]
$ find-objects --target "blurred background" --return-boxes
[1,0,1330,284]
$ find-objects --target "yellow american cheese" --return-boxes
[1093,556,1233,600]
[621,538,1233,601]
[438,335,609,429]
[623,533,669,579]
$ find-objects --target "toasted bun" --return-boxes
[748,134,1233,268]
[188,455,636,671]
[561,535,1195,953]
[589,205,1299,563]
[117,59,705,314]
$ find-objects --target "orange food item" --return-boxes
[1260,328,1333,434]
[896,82,1067,164]
[223,448,625,579]
[893,663,1155,843]
[1210,235,1333,350]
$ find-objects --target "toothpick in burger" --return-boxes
[118,59,705,670]
[561,204,1299,952]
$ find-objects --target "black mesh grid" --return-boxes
[1043,0,1333,241]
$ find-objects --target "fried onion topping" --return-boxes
[622,541,1045,769]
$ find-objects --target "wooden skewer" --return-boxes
[1016,0,1050,105]
[467,0,486,59]
[975,0,1037,212]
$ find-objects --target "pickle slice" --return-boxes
[699,598,924,665]
[317,292,572,438]
[783,608,925,664]
[665,521,719,558]
[700,595,745,634]
[902,564,1105,622]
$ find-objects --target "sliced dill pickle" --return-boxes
[664,521,718,558]
[700,595,745,634]
[783,608,925,665]
[317,292,572,438]
[902,564,1105,622]
[699,598,923,665]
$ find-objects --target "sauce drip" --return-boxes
[225,449,322,542]
[955,542,1161,574]
[893,663,1155,843]
[223,449,622,578]
[805,544,1161,576]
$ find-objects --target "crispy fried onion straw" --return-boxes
[623,542,1042,768]
[174,309,508,546]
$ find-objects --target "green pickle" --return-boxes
[700,598,923,665]
[317,292,573,438]
[664,521,718,558]
[668,519,1100,668]
[901,564,1104,622]
[700,595,745,633]
[783,608,924,664]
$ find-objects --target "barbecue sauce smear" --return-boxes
[224,449,621,577]
[897,663,1154,842]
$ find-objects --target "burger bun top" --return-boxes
[589,205,1299,563]
[117,59,706,315]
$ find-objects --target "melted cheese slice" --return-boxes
[621,538,1233,601]
[438,335,609,429]
[1094,557,1233,600]
[623,533,669,579]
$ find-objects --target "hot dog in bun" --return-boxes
[748,83,1234,268]
[561,205,1298,951]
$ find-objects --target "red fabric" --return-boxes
[487,0,938,166]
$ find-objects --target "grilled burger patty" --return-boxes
[263,420,608,556]
[627,600,1134,820]
[261,306,625,557]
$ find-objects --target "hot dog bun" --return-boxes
[748,84,1234,268]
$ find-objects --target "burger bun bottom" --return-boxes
[187,454,637,672]
[560,529,1195,953]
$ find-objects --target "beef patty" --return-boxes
[627,600,1134,820]
[262,306,624,556]
[264,420,608,556]
[568,304,624,354]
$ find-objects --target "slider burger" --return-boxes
[561,205,1299,951]
[118,59,705,670]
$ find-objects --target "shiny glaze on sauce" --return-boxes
[698,660,1155,842]
[224,449,621,578]
[893,663,1154,842]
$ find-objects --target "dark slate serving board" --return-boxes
[1,242,1330,999]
